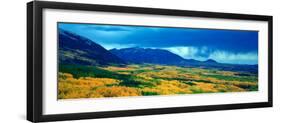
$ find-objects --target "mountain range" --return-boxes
[109,47,187,65]
[109,47,220,65]
[59,29,258,74]
[59,29,126,65]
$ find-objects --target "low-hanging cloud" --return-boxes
[163,46,258,65]
[100,43,137,50]
[163,46,206,61]
[209,51,258,64]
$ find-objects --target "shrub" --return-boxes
[142,91,159,96]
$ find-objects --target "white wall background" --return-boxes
[0,0,280,122]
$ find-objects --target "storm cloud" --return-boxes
[59,23,258,64]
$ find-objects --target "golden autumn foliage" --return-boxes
[192,82,218,93]
[90,86,141,97]
[142,80,192,95]
[137,70,180,79]
[58,72,122,99]
[58,64,258,99]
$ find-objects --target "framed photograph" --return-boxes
[27,1,273,122]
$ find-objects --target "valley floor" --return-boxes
[58,64,258,99]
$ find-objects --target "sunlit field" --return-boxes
[58,64,258,99]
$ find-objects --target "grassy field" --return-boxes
[58,64,258,99]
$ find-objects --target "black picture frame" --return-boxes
[27,1,273,122]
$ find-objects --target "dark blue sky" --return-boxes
[58,23,258,64]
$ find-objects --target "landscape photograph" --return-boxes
[58,22,259,99]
